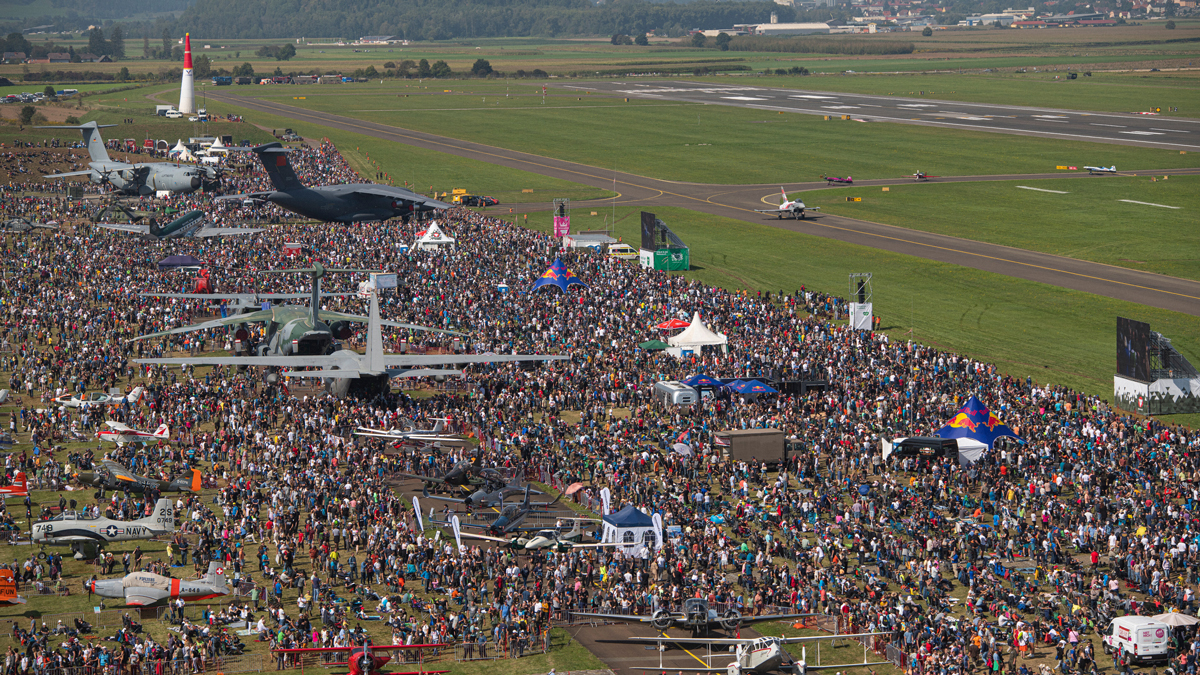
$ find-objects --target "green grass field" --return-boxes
[802,174,1200,280]
[517,204,1200,417]
[229,81,1200,184]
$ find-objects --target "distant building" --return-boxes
[2,52,25,63]
[753,22,833,34]
[356,35,399,44]
[47,52,70,63]
[1013,20,1049,26]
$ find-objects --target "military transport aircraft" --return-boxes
[218,142,450,223]
[572,597,812,635]
[755,187,819,220]
[134,285,567,398]
[90,561,229,606]
[40,122,221,195]
[74,459,200,494]
[32,497,175,559]
[134,263,459,359]
[1,217,58,233]
[97,210,263,240]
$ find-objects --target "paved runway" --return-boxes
[562,80,1200,151]
[207,90,1200,317]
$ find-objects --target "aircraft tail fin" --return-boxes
[141,498,176,532]
[153,424,170,439]
[780,187,787,206]
[0,569,26,605]
[251,142,303,191]
[203,561,229,591]
[37,122,116,163]
[127,386,144,404]
[189,468,201,492]
[431,419,443,434]
[0,472,28,497]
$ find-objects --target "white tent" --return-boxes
[206,137,228,154]
[168,140,196,162]
[415,222,456,251]
[601,505,661,557]
[883,436,988,465]
[668,312,727,350]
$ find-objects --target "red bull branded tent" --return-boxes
[936,395,1021,455]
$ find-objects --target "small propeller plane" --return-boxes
[271,644,449,675]
[572,597,813,636]
[448,485,564,535]
[1085,165,1117,175]
[754,188,819,220]
[628,631,891,673]
[89,561,228,606]
[96,421,171,445]
[911,171,940,181]
[821,174,853,185]
[0,472,29,499]
[74,459,200,495]
[32,497,175,559]
[420,477,540,509]
[55,387,143,409]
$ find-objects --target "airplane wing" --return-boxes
[569,612,661,625]
[101,460,142,484]
[348,185,452,209]
[316,310,466,336]
[397,473,447,485]
[194,227,266,238]
[141,292,347,300]
[123,587,171,606]
[459,532,513,544]
[128,308,281,341]
[97,224,150,234]
[383,354,567,367]
[740,613,820,626]
[567,542,622,548]
[279,369,359,379]
[214,192,273,202]
[45,170,96,179]
[136,355,343,367]
[628,631,887,646]
[104,421,131,432]
[754,208,783,213]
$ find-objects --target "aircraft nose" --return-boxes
[189,176,202,190]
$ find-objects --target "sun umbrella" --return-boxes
[638,339,670,351]
[656,318,690,330]
[1154,612,1200,627]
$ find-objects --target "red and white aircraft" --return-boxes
[272,645,449,675]
[0,472,28,499]
[97,421,171,445]
[754,187,819,220]
[912,171,941,181]
[821,174,853,185]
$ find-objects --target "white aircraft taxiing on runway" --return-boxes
[1085,165,1117,175]
[96,421,172,445]
[755,188,819,220]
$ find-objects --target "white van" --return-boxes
[1103,616,1171,663]
[653,381,698,407]
[164,110,183,119]
[608,243,638,260]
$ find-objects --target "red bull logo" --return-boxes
[983,413,1004,432]
[946,413,978,433]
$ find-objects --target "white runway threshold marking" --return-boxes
[1119,200,1181,209]
[721,96,767,101]
[1017,186,1069,194]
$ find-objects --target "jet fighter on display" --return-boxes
[97,210,264,240]
[217,143,450,223]
[821,174,853,185]
[754,187,819,220]
[89,561,228,606]
[74,459,200,494]
[40,122,222,195]
[32,498,175,559]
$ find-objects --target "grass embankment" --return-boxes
[802,175,1200,280]
[237,82,1200,184]
[515,204,1200,425]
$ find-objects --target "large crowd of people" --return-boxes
[0,135,1196,675]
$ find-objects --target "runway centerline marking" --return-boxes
[1017,186,1069,194]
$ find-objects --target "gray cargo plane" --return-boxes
[218,143,451,223]
[40,122,221,195]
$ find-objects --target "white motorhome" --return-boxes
[1103,616,1171,663]
[653,381,698,407]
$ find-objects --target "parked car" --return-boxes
[460,195,499,207]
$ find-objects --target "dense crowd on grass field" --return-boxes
[0,138,1199,675]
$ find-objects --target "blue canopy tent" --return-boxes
[683,374,724,388]
[727,379,778,394]
[531,258,588,293]
[935,395,1021,448]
